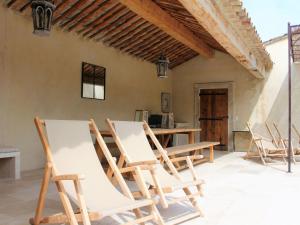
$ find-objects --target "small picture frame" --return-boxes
[161,92,171,113]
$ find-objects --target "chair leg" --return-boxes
[149,168,168,208]
[33,163,52,225]
[73,180,91,225]
[183,187,204,217]
[132,167,165,225]
[55,181,79,225]
[133,208,146,225]
[149,204,165,225]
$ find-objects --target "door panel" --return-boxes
[199,89,228,150]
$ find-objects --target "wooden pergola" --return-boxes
[5,0,272,77]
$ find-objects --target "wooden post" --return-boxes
[288,23,292,173]
[209,145,214,162]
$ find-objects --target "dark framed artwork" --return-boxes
[161,92,171,113]
[81,62,106,100]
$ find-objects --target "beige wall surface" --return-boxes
[0,6,172,171]
[172,37,300,149]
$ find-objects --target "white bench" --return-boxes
[0,146,20,180]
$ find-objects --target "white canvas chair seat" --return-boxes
[45,120,152,216]
[31,118,165,225]
[107,119,205,222]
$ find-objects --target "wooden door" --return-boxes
[199,89,228,150]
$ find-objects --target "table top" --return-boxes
[100,127,201,136]
[232,130,249,133]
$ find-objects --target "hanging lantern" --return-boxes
[31,0,56,36]
[156,53,169,78]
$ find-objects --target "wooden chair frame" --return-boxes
[272,122,300,164]
[31,117,165,225]
[246,122,287,165]
[106,119,204,224]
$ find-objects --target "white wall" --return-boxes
[0,6,172,171]
[172,37,300,148]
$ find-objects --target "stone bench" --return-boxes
[0,146,20,180]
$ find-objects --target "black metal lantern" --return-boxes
[156,53,169,78]
[31,0,55,36]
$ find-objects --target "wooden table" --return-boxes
[100,128,201,147]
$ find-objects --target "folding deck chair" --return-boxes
[106,119,204,223]
[293,124,300,142]
[246,122,287,165]
[31,117,164,225]
[272,122,300,163]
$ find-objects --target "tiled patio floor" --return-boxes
[1,151,300,225]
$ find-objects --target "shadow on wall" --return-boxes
[251,63,300,139]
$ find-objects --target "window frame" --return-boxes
[81,62,106,101]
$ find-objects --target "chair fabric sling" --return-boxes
[112,121,184,190]
[45,120,151,215]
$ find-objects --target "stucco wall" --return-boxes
[0,6,172,171]
[172,37,300,149]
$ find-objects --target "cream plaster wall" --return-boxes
[172,37,300,149]
[0,6,172,171]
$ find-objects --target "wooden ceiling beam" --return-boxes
[81,5,127,36]
[169,51,198,68]
[145,43,187,61]
[98,16,141,41]
[53,0,76,19]
[68,0,118,32]
[108,22,151,47]
[60,0,103,28]
[119,0,214,58]
[178,0,267,78]
[143,39,179,60]
[115,25,157,49]
[128,34,171,56]
[89,11,134,39]
[19,1,31,12]
[121,28,162,52]
[53,0,91,25]
[104,20,146,44]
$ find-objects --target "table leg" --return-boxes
[209,145,214,162]
[233,132,236,151]
[163,134,171,148]
[188,132,195,144]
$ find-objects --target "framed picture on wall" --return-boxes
[161,92,171,113]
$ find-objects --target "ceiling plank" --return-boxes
[104,20,147,44]
[119,0,214,58]
[68,0,118,32]
[178,0,267,78]
[53,0,91,25]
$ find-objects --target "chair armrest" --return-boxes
[52,174,85,182]
[127,160,160,167]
